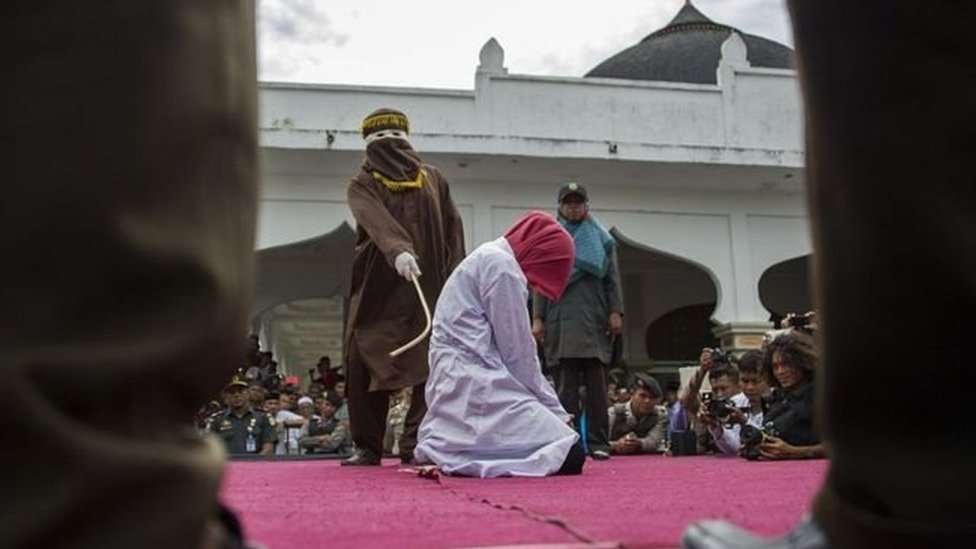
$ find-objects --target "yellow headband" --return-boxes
[361,112,410,138]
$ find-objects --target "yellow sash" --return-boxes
[372,169,425,192]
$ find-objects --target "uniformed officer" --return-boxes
[208,377,276,455]
[608,372,669,455]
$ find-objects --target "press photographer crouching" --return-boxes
[741,330,825,460]
[608,372,669,455]
[699,351,767,456]
[669,347,740,454]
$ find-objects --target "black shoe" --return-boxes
[340,450,380,466]
[401,457,436,467]
[218,504,267,549]
[682,515,832,549]
[590,449,611,460]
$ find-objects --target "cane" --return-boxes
[389,275,432,358]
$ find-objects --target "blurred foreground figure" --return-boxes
[3,2,258,548]
[683,2,976,548]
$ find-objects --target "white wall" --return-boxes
[254,36,809,328]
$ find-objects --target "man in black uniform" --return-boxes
[208,378,276,455]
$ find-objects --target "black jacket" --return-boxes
[763,382,819,446]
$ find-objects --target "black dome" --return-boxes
[585,2,794,84]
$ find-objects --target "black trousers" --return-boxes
[346,343,427,460]
[555,358,610,453]
[789,1,976,547]
[555,441,586,476]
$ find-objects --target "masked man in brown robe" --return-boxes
[342,108,466,465]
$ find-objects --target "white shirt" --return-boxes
[709,392,763,455]
[274,410,305,455]
[415,238,578,477]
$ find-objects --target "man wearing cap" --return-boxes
[608,373,669,455]
[300,391,352,455]
[344,108,466,465]
[533,183,624,460]
[207,378,276,456]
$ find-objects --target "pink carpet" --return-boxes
[221,455,828,549]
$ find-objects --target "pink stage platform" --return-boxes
[221,455,828,549]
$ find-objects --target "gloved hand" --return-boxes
[394,252,422,281]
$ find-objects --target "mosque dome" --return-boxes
[585,1,794,84]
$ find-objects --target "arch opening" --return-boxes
[613,229,721,376]
[758,254,813,325]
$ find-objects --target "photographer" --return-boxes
[708,351,768,455]
[608,373,669,455]
[750,330,824,460]
[696,364,751,456]
[670,347,734,432]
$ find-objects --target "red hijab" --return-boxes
[504,211,574,301]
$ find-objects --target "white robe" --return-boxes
[415,238,579,477]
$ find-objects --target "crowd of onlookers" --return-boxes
[196,337,411,459]
[199,314,822,463]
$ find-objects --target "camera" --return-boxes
[706,397,735,421]
[740,424,780,460]
[706,347,730,365]
[782,312,816,333]
[701,392,744,425]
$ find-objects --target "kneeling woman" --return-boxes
[415,211,585,477]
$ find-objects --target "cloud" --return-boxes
[257,0,351,81]
[253,0,794,87]
[516,3,677,78]
[697,0,794,46]
[258,0,349,46]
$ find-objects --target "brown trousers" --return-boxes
[2,2,257,548]
[789,1,976,547]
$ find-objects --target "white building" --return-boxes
[254,2,812,378]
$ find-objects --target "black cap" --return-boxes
[631,372,662,398]
[558,182,588,203]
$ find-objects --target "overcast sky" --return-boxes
[257,0,794,89]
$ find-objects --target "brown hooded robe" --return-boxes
[345,154,465,392]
